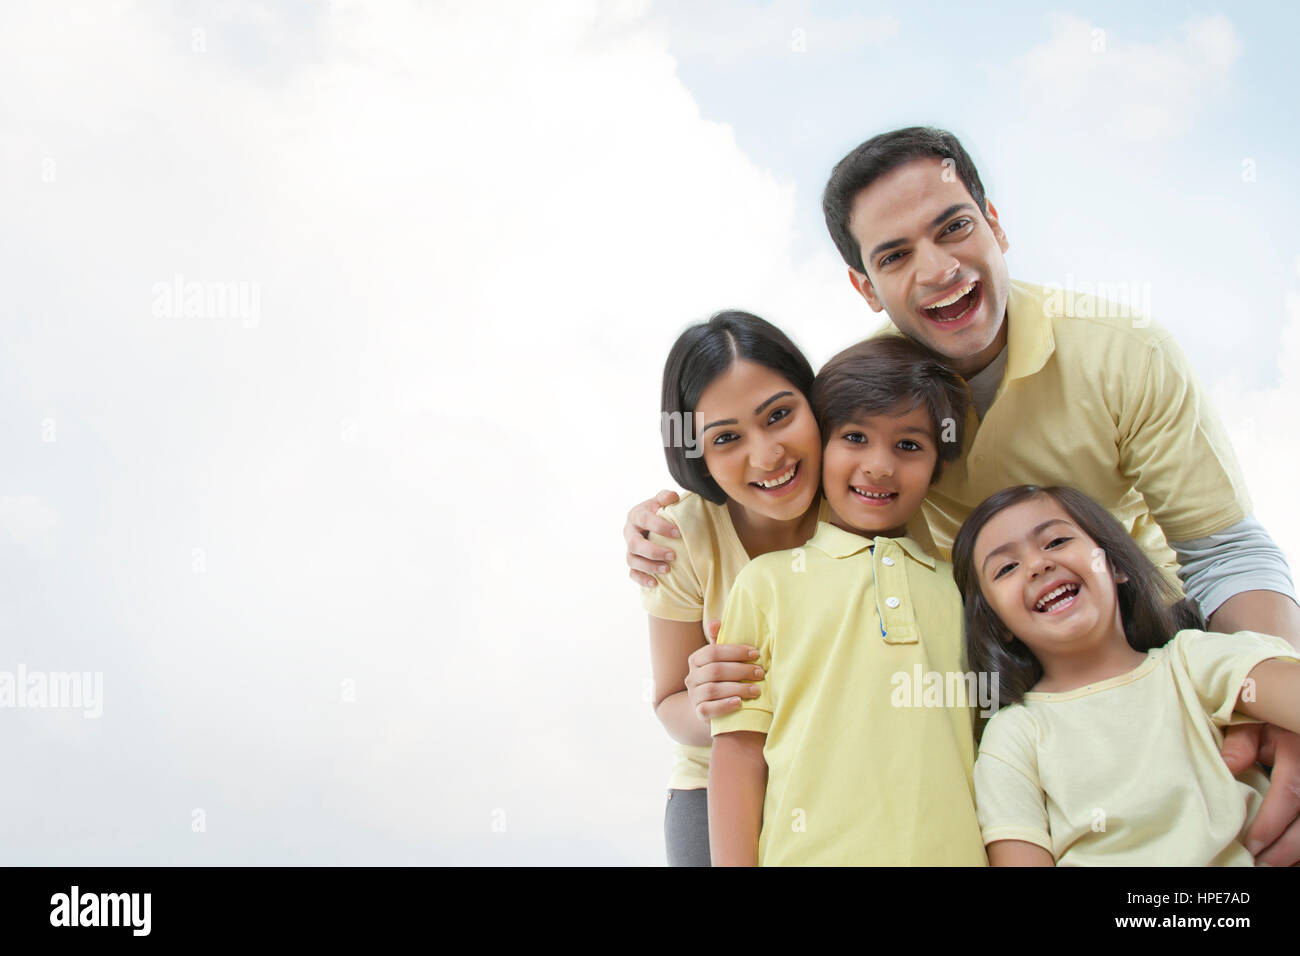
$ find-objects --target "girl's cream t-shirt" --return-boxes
[974,629,1299,865]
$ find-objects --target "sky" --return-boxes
[1,0,1297,865]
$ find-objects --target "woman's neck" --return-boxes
[728,495,821,560]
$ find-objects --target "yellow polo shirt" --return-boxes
[641,493,832,789]
[710,522,987,866]
[895,279,1251,587]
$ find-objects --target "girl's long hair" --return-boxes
[951,485,1202,707]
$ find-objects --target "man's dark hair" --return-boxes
[809,334,968,484]
[951,485,1200,708]
[823,126,989,274]
[661,311,815,505]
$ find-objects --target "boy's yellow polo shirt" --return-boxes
[904,279,1251,586]
[710,521,987,866]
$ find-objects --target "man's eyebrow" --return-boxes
[980,518,1073,573]
[867,203,979,264]
[700,391,793,434]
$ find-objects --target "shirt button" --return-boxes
[881,557,895,567]
[885,596,900,608]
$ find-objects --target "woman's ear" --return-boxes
[1113,565,1129,584]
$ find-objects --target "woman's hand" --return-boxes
[686,620,763,720]
[625,490,681,588]
[1221,723,1300,865]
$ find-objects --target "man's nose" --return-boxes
[916,242,960,290]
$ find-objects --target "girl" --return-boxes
[952,484,1300,866]
[642,310,829,867]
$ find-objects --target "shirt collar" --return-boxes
[806,521,936,569]
[1003,278,1056,384]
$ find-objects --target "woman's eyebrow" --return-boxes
[700,391,794,434]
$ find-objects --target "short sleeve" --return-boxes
[639,506,704,623]
[973,707,1052,853]
[1171,629,1300,726]
[710,565,774,738]
[1115,332,1251,541]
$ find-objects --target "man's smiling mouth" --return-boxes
[922,280,980,323]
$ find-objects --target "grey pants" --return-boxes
[664,788,711,867]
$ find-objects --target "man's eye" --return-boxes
[993,562,1017,580]
[943,218,972,235]
[880,251,903,267]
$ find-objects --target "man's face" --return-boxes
[846,157,1011,377]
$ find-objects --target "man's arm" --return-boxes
[708,731,767,866]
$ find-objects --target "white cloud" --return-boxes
[1015,14,1242,141]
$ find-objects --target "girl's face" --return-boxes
[694,359,821,522]
[971,495,1125,660]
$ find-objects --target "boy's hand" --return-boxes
[687,620,763,720]
[1221,723,1300,865]
[625,490,681,588]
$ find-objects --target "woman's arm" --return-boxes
[708,730,767,866]
[987,840,1054,866]
[649,615,712,747]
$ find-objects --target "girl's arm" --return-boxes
[987,840,1055,867]
[648,615,711,747]
[1234,659,1300,731]
[708,730,767,866]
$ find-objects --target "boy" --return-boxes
[708,335,987,866]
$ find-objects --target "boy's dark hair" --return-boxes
[951,485,1194,708]
[809,334,968,484]
[661,311,814,505]
[823,126,989,274]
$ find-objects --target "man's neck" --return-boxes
[952,310,1009,379]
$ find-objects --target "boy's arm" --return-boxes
[708,730,767,867]
[1234,659,1300,732]
[987,840,1054,867]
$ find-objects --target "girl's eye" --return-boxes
[993,562,1017,580]
[1046,536,1071,549]
[897,439,922,451]
[943,218,972,235]
[768,407,791,426]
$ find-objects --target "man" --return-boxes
[625,127,1300,864]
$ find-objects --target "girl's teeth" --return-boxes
[1035,584,1078,611]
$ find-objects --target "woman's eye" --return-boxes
[768,407,791,425]
[712,432,738,446]
[943,218,972,235]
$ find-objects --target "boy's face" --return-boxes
[821,401,938,539]
[844,157,1011,379]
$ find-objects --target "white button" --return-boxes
[881,556,895,567]
[885,596,900,608]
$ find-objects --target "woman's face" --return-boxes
[971,495,1125,660]
[693,359,821,522]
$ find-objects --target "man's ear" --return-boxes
[984,199,1010,254]
[847,267,884,312]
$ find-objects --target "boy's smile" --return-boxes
[822,401,937,538]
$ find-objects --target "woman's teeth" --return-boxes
[1035,583,1079,612]
[754,462,798,489]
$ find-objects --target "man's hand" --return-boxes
[1221,723,1300,865]
[625,490,682,588]
[686,620,763,720]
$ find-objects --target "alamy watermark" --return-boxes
[0,665,103,718]
[152,273,261,328]
[1041,275,1152,327]
[891,664,998,717]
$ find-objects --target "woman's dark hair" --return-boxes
[951,485,1191,707]
[823,126,989,275]
[660,311,814,505]
[810,335,968,484]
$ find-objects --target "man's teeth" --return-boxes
[925,281,976,311]
[755,463,797,489]
[852,488,894,499]
[1035,584,1079,611]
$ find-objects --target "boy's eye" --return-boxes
[897,439,922,451]
[843,431,866,444]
